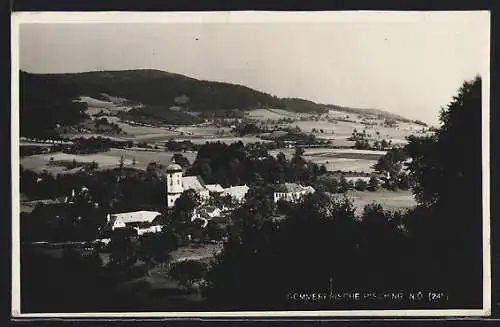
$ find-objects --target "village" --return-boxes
[15,11,487,314]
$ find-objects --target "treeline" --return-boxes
[187,142,326,187]
[20,70,327,123]
[20,164,166,242]
[20,72,89,138]
[117,106,203,126]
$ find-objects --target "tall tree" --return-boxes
[404,76,482,302]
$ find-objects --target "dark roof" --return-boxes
[275,183,306,193]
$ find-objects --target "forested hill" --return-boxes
[20,69,327,113]
[19,69,413,137]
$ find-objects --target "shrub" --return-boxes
[354,179,368,191]
[169,260,207,290]
[367,176,379,192]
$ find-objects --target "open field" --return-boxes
[269,147,386,173]
[169,243,223,263]
[71,102,433,149]
[20,148,198,173]
[246,108,311,120]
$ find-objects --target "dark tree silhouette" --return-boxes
[404,75,483,304]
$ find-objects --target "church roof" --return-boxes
[275,183,312,193]
[166,163,183,172]
[222,185,250,199]
[205,184,224,193]
[182,175,207,192]
[108,210,162,225]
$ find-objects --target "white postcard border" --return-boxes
[10,10,492,318]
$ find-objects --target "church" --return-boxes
[165,160,249,208]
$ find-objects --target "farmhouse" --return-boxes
[166,160,249,208]
[107,210,163,233]
[205,184,225,193]
[344,176,371,184]
[273,183,315,203]
[221,185,250,203]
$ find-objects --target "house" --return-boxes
[273,183,315,203]
[344,176,371,184]
[205,184,224,193]
[107,210,163,232]
[134,225,163,236]
[191,205,224,229]
[182,176,210,201]
[165,162,209,208]
[221,185,250,203]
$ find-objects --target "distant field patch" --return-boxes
[21,148,198,173]
[247,108,310,120]
[333,189,417,216]
[269,147,384,173]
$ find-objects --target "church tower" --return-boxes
[166,159,184,208]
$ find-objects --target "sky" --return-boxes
[17,12,490,125]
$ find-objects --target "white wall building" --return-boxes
[273,183,315,203]
[166,160,248,208]
[344,176,371,184]
[134,225,163,236]
[221,185,250,203]
[165,161,210,208]
[107,210,162,231]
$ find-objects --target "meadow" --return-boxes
[20,148,198,173]
[269,148,386,173]
[344,189,417,215]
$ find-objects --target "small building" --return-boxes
[182,176,210,201]
[221,185,250,203]
[273,183,315,203]
[344,176,371,184]
[205,184,224,193]
[134,225,163,236]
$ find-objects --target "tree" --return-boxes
[173,153,191,169]
[372,148,408,188]
[367,176,379,192]
[108,230,137,267]
[404,76,482,303]
[354,179,368,191]
[171,189,201,235]
[338,176,351,193]
[137,232,171,267]
[169,260,207,290]
[119,155,124,170]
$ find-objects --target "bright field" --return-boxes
[338,189,418,216]
[269,148,386,173]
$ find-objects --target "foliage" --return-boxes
[354,179,368,191]
[169,260,207,290]
[404,76,482,301]
[108,230,138,267]
[173,153,191,168]
[202,76,484,309]
[187,141,324,187]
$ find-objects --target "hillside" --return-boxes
[19,69,417,137]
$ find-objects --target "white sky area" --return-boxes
[17,12,489,125]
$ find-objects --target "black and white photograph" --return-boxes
[11,11,491,317]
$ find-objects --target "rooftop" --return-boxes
[222,185,250,199]
[166,163,183,172]
[205,184,224,193]
[275,183,306,193]
[108,210,162,225]
[182,175,207,192]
